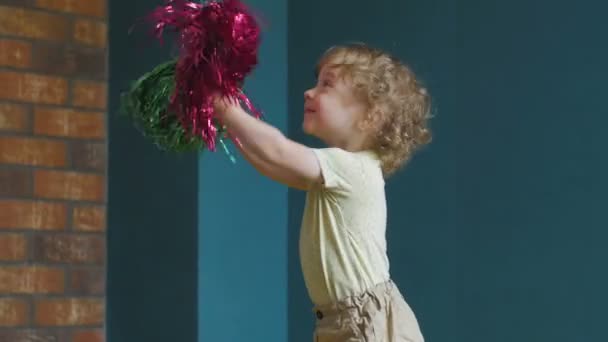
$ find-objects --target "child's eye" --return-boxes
[322,80,332,87]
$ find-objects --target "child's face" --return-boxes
[303,65,367,147]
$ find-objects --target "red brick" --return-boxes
[32,45,107,79]
[0,266,64,294]
[0,103,29,132]
[72,206,105,232]
[0,298,28,327]
[72,329,104,342]
[70,142,105,172]
[73,19,106,48]
[72,81,106,109]
[0,168,32,197]
[35,0,106,18]
[0,234,27,261]
[34,107,105,139]
[34,170,104,201]
[0,200,67,230]
[0,6,69,42]
[0,329,67,342]
[0,71,68,105]
[0,39,31,68]
[35,298,104,326]
[0,137,66,167]
[33,234,104,264]
[69,267,104,295]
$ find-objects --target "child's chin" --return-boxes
[302,121,314,134]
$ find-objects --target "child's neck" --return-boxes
[328,134,371,152]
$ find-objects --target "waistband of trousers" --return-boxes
[312,279,395,317]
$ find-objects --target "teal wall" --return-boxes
[107,0,198,341]
[198,0,288,341]
[108,0,287,341]
[109,0,607,341]
[288,0,608,341]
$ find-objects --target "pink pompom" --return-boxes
[148,0,262,151]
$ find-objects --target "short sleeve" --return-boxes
[312,148,360,192]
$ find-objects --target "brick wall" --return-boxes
[0,1,107,341]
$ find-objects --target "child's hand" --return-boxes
[212,94,239,116]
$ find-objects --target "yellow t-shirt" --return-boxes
[300,148,390,305]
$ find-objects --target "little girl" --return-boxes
[215,43,431,341]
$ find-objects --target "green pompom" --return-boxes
[120,59,214,152]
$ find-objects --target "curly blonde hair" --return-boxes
[316,43,432,176]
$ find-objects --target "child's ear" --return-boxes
[357,109,382,133]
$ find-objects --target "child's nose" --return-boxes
[304,88,314,100]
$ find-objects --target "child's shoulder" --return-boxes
[314,147,377,158]
[313,147,381,176]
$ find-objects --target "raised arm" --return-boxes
[215,99,321,191]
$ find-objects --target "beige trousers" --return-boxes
[312,280,424,342]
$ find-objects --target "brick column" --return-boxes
[0,1,107,342]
